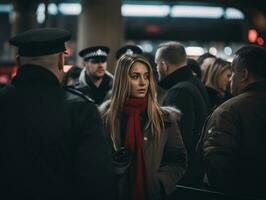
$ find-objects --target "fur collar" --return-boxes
[99,99,182,122]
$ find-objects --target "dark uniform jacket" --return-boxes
[0,64,116,200]
[76,68,113,105]
[201,81,266,198]
[158,66,209,187]
[100,102,187,200]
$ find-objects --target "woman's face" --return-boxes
[217,68,232,92]
[129,62,150,98]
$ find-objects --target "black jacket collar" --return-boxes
[158,66,193,90]
[85,73,112,90]
[242,80,266,93]
[12,64,60,86]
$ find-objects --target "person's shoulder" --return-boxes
[166,81,197,101]
[211,94,244,119]
[169,80,197,95]
[173,80,194,88]
[74,84,92,97]
[161,106,182,122]
[64,86,94,104]
[0,84,15,96]
[105,71,113,79]
[98,99,111,116]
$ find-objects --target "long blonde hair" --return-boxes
[103,54,164,149]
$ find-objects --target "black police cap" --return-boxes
[9,28,71,57]
[115,45,143,60]
[79,46,110,61]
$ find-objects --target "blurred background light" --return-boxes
[58,3,81,15]
[186,46,204,56]
[225,7,244,19]
[141,42,153,53]
[257,37,264,45]
[248,29,258,43]
[122,4,170,17]
[63,65,73,73]
[209,47,218,55]
[171,5,223,19]
[36,3,45,24]
[0,4,12,13]
[48,3,58,15]
[224,46,233,55]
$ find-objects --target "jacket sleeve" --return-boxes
[73,101,116,199]
[202,106,239,192]
[157,109,188,195]
[163,88,195,155]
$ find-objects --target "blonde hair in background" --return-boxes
[204,58,231,94]
[103,54,164,150]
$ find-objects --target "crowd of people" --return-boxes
[0,27,265,200]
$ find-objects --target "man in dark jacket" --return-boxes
[155,41,209,187]
[0,28,116,200]
[201,45,266,198]
[76,46,113,105]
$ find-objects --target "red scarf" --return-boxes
[123,97,148,200]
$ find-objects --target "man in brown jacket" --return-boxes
[201,45,266,198]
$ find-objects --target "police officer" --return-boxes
[0,28,116,199]
[76,46,113,105]
[115,44,143,60]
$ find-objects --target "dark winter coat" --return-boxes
[158,66,209,187]
[202,81,266,198]
[100,102,187,200]
[0,64,116,200]
[205,86,226,112]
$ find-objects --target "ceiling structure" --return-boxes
[120,1,248,42]
[0,0,265,68]
[2,0,266,14]
[1,0,266,42]
[66,0,266,16]
[126,0,266,14]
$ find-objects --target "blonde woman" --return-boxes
[204,58,232,111]
[100,54,187,200]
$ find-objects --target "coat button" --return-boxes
[143,137,148,141]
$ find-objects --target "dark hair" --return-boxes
[233,45,266,79]
[158,41,186,65]
[197,53,216,66]
[187,58,202,78]
[62,65,82,86]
